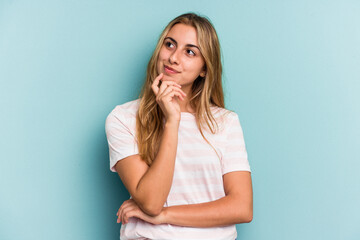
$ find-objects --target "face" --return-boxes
[157,23,206,91]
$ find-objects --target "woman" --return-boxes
[105,12,253,240]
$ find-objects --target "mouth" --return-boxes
[164,65,180,74]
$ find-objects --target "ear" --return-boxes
[200,66,206,77]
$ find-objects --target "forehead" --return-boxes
[166,23,198,45]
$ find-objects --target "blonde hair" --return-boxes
[136,12,224,165]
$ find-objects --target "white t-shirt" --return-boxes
[105,99,251,240]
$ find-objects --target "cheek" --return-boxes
[185,61,204,75]
[157,51,165,70]
[158,47,168,60]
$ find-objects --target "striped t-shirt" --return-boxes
[105,99,251,240]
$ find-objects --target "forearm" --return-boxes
[135,121,179,214]
[162,195,253,227]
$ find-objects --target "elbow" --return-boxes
[140,201,163,216]
[132,192,166,216]
[235,207,253,223]
[239,199,253,223]
[245,210,253,223]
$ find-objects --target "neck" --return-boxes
[178,84,195,113]
[179,99,194,113]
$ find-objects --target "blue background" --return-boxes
[1,0,359,239]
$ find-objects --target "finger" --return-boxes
[160,80,182,91]
[157,81,170,97]
[117,206,123,223]
[117,205,125,223]
[120,200,137,224]
[161,85,187,99]
[162,88,185,101]
[117,201,129,223]
[164,91,184,102]
[157,86,176,100]
[123,207,143,224]
[116,203,126,217]
[158,80,184,97]
[120,206,127,224]
[161,79,182,89]
[173,87,186,99]
[157,82,186,98]
[151,73,163,96]
[123,209,134,224]
[163,83,186,97]
[117,204,129,223]
[121,205,137,224]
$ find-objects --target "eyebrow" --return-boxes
[165,37,200,51]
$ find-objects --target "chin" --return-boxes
[163,74,177,81]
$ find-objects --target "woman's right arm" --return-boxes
[114,73,185,216]
[115,121,178,216]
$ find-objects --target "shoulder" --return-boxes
[109,99,140,118]
[106,99,140,122]
[209,105,242,134]
[210,105,239,123]
[105,99,139,130]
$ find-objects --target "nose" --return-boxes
[169,49,180,65]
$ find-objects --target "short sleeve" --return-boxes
[221,112,251,175]
[105,109,139,172]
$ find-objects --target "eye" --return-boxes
[187,49,196,56]
[165,41,174,48]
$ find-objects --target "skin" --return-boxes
[115,23,253,227]
[157,23,206,112]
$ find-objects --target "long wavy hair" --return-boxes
[136,12,224,165]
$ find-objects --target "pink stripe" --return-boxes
[107,99,247,239]
[228,131,243,138]
[167,191,225,202]
[226,144,246,152]
[177,148,220,158]
[172,175,222,186]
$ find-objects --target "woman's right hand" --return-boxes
[151,73,187,123]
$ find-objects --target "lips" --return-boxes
[164,65,180,73]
